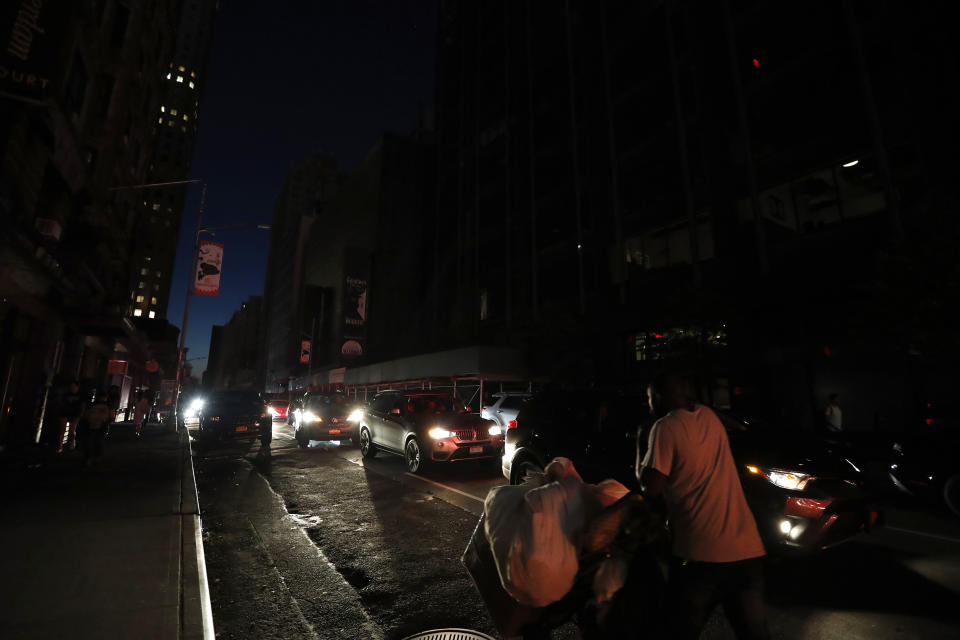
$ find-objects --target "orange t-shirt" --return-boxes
[641,404,765,563]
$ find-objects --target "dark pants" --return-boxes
[667,556,769,640]
[83,428,106,461]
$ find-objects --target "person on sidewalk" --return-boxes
[133,391,150,437]
[638,373,768,640]
[81,392,111,468]
[55,381,84,452]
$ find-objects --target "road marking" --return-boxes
[886,526,960,544]
[403,472,485,504]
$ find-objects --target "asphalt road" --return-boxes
[193,420,960,640]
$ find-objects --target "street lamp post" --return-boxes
[171,184,270,426]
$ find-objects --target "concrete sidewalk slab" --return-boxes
[0,423,212,640]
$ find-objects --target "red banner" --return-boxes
[193,240,224,296]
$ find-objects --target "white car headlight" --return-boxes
[766,469,813,491]
[429,427,452,439]
[302,411,322,423]
[488,425,502,436]
[347,409,363,422]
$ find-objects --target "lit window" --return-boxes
[170,108,177,116]
[133,309,143,317]
[183,114,188,121]
[158,117,163,124]
[181,126,186,132]
[190,71,196,78]
[152,203,160,211]
[138,281,145,289]
[178,66,185,72]
[154,283,160,290]
[168,120,173,127]
[148,311,156,319]
[176,75,183,83]
[140,268,148,275]
[165,72,171,80]
[151,297,158,305]
[188,81,195,89]
[136,295,145,303]
[145,256,151,262]
[160,105,165,112]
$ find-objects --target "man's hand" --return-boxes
[640,466,668,499]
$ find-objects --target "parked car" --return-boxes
[889,425,960,517]
[356,391,503,473]
[185,389,270,451]
[503,387,880,554]
[292,391,360,447]
[481,391,533,431]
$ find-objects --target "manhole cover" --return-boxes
[400,630,496,640]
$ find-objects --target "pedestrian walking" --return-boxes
[55,380,84,452]
[81,392,111,468]
[133,391,150,437]
[638,373,768,640]
[824,393,843,433]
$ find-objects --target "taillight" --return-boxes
[507,419,517,430]
[481,407,486,414]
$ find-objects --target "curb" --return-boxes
[179,427,215,640]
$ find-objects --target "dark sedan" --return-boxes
[293,391,361,447]
[186,389,270,451]
[502,388,880,554]
[889,425,960,517]
[356,391,502,473]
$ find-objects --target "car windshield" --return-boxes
[207,391,263,409]
[406,395,457,414]
[306,394,349,408]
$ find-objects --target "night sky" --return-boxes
[166,1,437,378]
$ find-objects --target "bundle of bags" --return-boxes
[483,457,661,609]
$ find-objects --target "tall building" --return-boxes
[427,0,959,428]
[262,154,339,391]
[126,0,218,321]
[205,296,263,389]
[1,1,179,446]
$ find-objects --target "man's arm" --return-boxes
[640,465,668,498]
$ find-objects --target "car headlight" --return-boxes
[747,465,813,491]
[303,411,322,423]
[347,409,363,422]
[267,406,278,416]
[429,427,452,439]
[190,399,204,410]
[488,425,502,436]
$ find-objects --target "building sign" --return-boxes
[107,360,128,375]
[299,339,311,364]
[328,367,345,384]
[1,0,69,102]
[341,248,369,359]
[193,241,223,296]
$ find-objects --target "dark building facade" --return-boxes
[425,0,959,430]
[262,154,339,391]
[126,0,217,321]
[205,296,263,389]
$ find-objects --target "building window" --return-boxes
[183,114,188,121]
[154,283,160,290]
[176,75,183,83]
[165,72,171,80]
[133,309,143,317]
[190,71,196,78]
[140,268,148,275]
[170,108,178,116]
[152,203,160,211]
[151,297,158,305]
[178,66,185,72]
[138,281,145,289]
[161,105,165,112]
[148,311,156,319]
[136,295,145,303]
[188,81,195,89]
[155,271,161,277]
[158,117,163,124]
[145,256,151,262]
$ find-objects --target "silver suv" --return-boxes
[481,392,532,431]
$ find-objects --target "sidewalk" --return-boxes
[0,421,213,640]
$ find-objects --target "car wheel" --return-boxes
[295,428,309,449]
[405,437,425,474]
[944,473,960,518]
[359,428,376,459]
[512,458,543,485]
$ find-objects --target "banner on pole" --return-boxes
[299,340,312,364]
[193,241,223,296]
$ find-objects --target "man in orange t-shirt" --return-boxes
[638,374,768,640]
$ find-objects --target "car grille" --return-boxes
[455,429,478,441]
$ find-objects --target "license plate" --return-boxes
[235,425,248,432]
[328,429,341,435]
[470,446,483,455]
